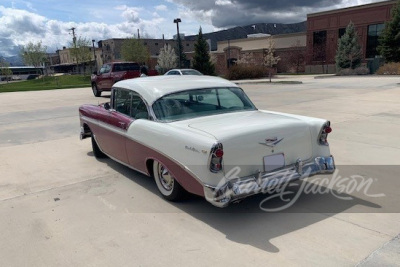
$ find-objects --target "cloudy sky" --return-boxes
[0,0,386,57]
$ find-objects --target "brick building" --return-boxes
[306,0,397,73]
[210,32,307,76]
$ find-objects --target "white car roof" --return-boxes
[113,75,239,104]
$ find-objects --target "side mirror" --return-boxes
[104,102,111,110]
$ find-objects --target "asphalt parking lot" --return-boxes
[0,75,399,266]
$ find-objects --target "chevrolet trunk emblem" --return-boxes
[259,137,284,147]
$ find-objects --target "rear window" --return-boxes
[181,70,202,75]
[152,87,256,122]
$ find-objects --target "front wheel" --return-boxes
[91,135,107,158]
[92,83,101,97]
[153,161,185,201]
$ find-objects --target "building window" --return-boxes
[338,28,346,39]
[186,43,190,46]
[155,43,158,46]
[366,23,385,58]
[313,31,327,62]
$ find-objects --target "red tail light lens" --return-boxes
[215,149,224,158]
[210,143,224,173]
[324,126,332,134]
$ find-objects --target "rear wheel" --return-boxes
[91,135,107,158]
[92,83,101,97]
[153,161,185,201]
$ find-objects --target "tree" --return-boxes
[286,40,305,74]
[377,0,400,62]
[0,59,13,83]
[20,41,47,67]
[176,34,187,68]
[157,44,177,73]
[192,27,215,75]
[69,37,92,68]
[121,37,150,64]
[263,37,281,82]
[335,21,362,70]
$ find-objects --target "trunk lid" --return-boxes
[187,111,313,177]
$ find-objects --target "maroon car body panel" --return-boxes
[79,104,204,197]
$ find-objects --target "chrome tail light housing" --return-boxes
[319,122,332,146]
[209,143,224,173]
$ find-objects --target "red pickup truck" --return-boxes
[91,62,158,97]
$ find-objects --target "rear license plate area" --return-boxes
[263,153,285,172]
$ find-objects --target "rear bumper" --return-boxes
[204,156,335,208]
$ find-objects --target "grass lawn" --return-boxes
[0,75,91,93]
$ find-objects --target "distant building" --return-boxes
[98,38,196,69]
[306,0,397,73]
[54,46,101,73]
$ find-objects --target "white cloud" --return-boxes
[215,0,232,6]
[155,4,167,11]
[0,5,174,56]
[121,7,142,23]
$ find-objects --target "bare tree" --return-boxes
[69,37,92,74]
[263,37,281,82]
[0,59,13,83]
[20,41,47,68]
[157,44,177,73]
[237,52,255,65]
[286,40,306,74]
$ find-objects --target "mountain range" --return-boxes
[0,55,24,66]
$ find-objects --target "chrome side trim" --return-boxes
[204,156,335,208]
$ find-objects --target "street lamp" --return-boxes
[173,18,182,68]
[92,39,96,72]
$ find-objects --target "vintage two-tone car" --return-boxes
[79,75,335,207]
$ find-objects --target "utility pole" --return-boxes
[92,39,96,73]
[69,27,78,73]
[174,18,182,68]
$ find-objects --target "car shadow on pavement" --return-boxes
[99,158,383,253]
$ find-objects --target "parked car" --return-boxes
[79,76,335,207]
[164,69,203,76]
[91,62,158,97]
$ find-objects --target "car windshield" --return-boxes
[152,87,257,122]
[181,70,202,75]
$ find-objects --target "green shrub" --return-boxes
[226,65,267,80]
[376,63,400,75]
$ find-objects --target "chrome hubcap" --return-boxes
[158,164,174,191]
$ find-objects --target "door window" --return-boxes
[113,89,149,119]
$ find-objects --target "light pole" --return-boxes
[92,39,96,72]
[173,18,182,68]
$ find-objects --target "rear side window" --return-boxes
[112,88,149,119]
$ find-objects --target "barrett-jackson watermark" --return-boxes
[214,167,385,212]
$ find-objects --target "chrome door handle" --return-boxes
[118,122,126,127]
